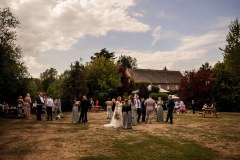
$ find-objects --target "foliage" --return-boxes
[179,62,214,108]
[86,56,121,101]
[63,60,88,99]
[212,62,233,111]
[116,66,134,97]
[0,7,28,104]
[117,55,137,69]
[90,48,116,62]
[25,78,43,99]
[135,82,150,99]
[151,85,160,93]
[150,92,168,101]
[213,18,240,111]
[40,67,58,92]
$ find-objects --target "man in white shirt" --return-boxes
[46,95,54,121]
[134,96,141,123]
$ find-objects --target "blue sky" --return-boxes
[1,0,240,77]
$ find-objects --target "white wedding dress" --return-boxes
[104,101,123,128]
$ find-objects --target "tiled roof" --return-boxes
[128,68,183,84]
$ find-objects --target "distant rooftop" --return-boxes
[128,68,183,84]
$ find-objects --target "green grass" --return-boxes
[0,111,240,160]
[82,133,217,160]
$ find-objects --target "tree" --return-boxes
[137,82,150,99]
[64,60,88,99]
[86,56,121,101]
[40,67,58,92]
[214,18,240,111]
[0,7,28,104]
[212,62,232,111]
[90,48,116,62]
[179,63,214,109]
[117,55,137,69]
[117,66,134,96]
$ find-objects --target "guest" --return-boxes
[32,101,37,113]
[53,99,58,118]
[46,95,54,121]
[89,98,94,111]
[105,98,113,119]
[122,99,132,129]
[174,99,180,114]
[112,98,116,112]
[156,97,164,123]
[95,100,99,107]
[165,95,174,124]
[24,93,32,120]
[17,96,24,118]
[72,98,80,124]
[79,95,91,123]
[180,101,186,113]
[134,95,141,123]
[131,95,137,126]
[192,100,197,114]
[144,95,156,124]
[36,92,44,120]
[3,102,9,115]
[141,98,146,122]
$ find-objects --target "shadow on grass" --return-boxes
[82,133,217,160]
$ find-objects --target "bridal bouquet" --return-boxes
[114,112,120,120]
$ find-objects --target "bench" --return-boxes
[91,106,104,112]
[199,109,219,118]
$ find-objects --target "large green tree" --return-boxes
[90,48,116,62]
[86,56,121,101]
[64,60,88,99]
[40,67,58,92]
[117,55,137,69]
[214,18,240,111]
[0,7,28,104]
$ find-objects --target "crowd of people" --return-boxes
[103,94,176,129]
[0,92,63,121]
[1,92,195,128]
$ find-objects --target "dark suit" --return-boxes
[79,99,90,123]
[166,98,174,124]
[141,101,146,122]
[36,95,43,120]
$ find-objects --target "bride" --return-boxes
[104,96,123,128]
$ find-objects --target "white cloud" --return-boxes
[4,0,150,56]
[176,30,227,52]
[132,12,144,17]
[208,16,233,30]
[157,10,177,20]
[115,49,207,71]
[151,26,162,46]
[22,56,47,70]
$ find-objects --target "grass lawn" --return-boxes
[0,111,239,160]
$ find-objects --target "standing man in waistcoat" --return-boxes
[36,92,44,120]
[165,95,175,124]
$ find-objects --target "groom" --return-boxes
[79,95,91,123]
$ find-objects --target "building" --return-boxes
[127,68,183,91]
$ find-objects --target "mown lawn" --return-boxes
[0,111,239,160]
